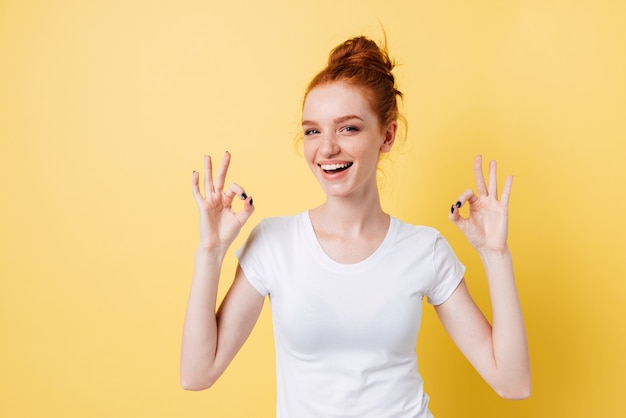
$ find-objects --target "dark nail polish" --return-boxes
[241,193,247,200]
[450,205,455,214]
[250,198,253,206]
[455,201,462,208]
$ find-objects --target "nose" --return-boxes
[319,132,340,157]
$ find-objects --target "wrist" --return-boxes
[478,247,512,263]
[196,241,228,261]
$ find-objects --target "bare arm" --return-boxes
[180,152,264,390]
[435,156,531,399]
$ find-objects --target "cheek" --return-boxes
[303,141,316,164]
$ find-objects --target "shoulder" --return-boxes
[256,212,303,234]
[248,212,306,246]
[237,212,304,259]
[391,217,442,244]
[390,218,461,263]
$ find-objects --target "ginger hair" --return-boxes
[304,36,403,129]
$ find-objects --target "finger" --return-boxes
[500,175,514,206]
[192,170,203,203]
[204,155,214,196]
[474,155,488,196]
[449,189,476,221]
[213,151,231,192]
[222,183,248,205]
[488,160,498,197]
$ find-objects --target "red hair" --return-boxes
[304,36,403,129]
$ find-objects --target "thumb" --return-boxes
[235,196,255,225]
[449,205,468,234]
[449,200,462,224]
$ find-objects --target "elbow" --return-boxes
[180,382,212,391]
[180,375,215,391]
[180,355,222,391]
[498,388,531,400]
[495,380,532,400]
[180,357,224,391]
[180,368,217,391]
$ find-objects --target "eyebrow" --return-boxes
[302,114,364,126]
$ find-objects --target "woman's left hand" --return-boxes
[449,155,513,255]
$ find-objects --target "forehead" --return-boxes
[303,82,375,121]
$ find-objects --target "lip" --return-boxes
[316,160,353,179]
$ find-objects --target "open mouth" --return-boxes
[320,162,353,173]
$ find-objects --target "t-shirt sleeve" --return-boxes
[426,234,465,305]
[235,222,270,297]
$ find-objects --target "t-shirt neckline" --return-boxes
[300,210,398,274]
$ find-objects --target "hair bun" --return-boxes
[327,36,395,83]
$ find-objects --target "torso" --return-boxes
[236,212,465,418]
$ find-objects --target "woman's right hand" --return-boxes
[192,152,254,256]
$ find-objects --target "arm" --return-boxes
[435,156,531,399]
[180,152,264,391]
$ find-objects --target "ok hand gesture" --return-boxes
[192,152,254,256]
[449,156,513,255]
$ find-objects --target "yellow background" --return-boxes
[1,0,625,417]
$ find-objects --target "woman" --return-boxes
[181,36,530,417]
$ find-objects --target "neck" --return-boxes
[310,187,388,237]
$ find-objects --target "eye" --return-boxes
[340,126,359,133]
[304,128,320,136]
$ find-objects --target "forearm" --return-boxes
[480,249,531,398]
[180,245,225,389]
[182,152,256,390]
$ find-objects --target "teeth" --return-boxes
[320,163,351,170]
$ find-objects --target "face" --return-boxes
[302,82,397,199]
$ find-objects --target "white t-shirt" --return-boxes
[236,211,465,418]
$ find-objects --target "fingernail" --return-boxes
[241,193,247,200]
[450,205,455,214]
[250,198,254,206]
[455,201,462,208]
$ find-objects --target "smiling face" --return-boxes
[302,82,397,199]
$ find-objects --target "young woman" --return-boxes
[181,36,530,417]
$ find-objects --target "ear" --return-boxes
[379,121,398,153]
